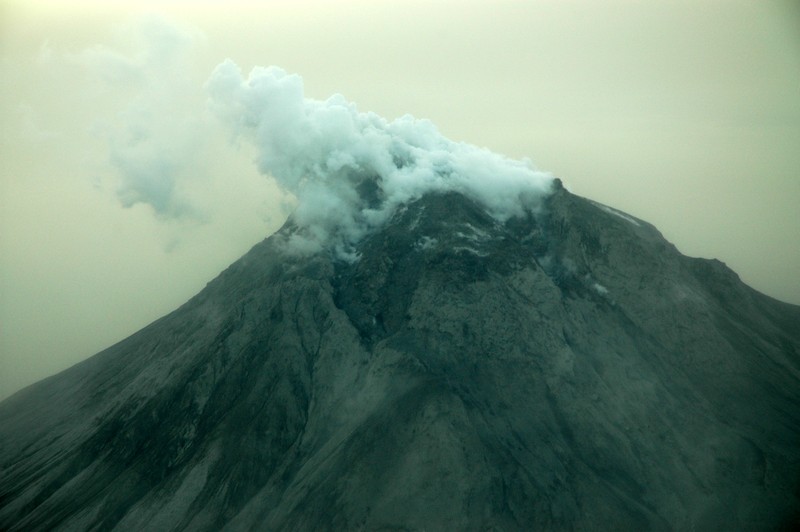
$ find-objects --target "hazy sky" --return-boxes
[1,0,799,399]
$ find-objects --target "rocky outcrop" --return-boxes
[2,187,799,530]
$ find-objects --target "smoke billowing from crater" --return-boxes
[207,60,554,258]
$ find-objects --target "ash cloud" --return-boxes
[207,60,554,258]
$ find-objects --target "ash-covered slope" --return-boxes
[2,184,799,530]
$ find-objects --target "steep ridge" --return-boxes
[1,184,799,530]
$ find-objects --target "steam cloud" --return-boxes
[79,15,207,220]
[207,60,554,258]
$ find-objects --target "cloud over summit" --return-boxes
[207,60,555,257]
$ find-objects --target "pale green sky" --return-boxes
[1,0,799,399]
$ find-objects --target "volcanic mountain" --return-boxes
[1,182,799,530]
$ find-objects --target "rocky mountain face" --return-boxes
[1,184,799,530]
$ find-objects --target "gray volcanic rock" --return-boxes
[1,185,799,530]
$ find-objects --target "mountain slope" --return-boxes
[1,184,799,530]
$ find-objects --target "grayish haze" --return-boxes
[1,0,799,399]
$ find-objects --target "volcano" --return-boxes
[1,181,799,530]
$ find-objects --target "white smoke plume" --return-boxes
[207,60,555,258]
[78,15,207,220]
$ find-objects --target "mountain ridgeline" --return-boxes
[1,183,799,530]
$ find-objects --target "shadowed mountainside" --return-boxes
[2,184,799,530]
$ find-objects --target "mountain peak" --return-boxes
[1,187,799,530]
